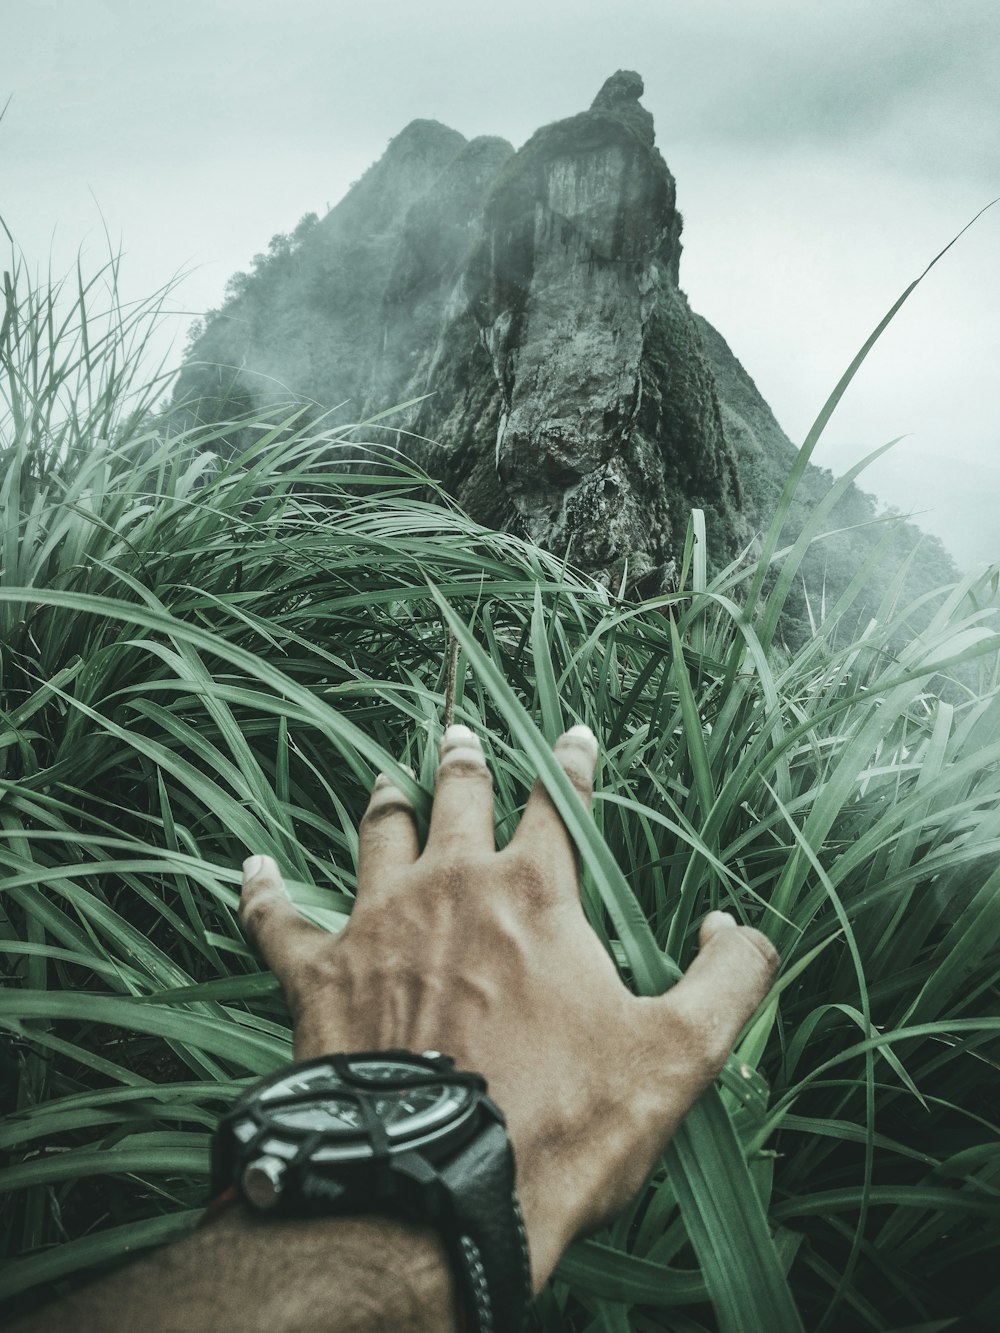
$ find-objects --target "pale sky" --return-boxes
[3,0,998,567]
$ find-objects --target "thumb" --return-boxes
[658,911,780,1074]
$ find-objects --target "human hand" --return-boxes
[239,723,779,1291]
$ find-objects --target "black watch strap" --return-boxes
[439,1117,532,1333]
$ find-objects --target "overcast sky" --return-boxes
[4,0,998,567]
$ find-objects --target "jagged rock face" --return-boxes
[362,134,514,432]
[464,71,743,585]
[467,109,666,530]
[173,74,772,588]
[172,71,958,637]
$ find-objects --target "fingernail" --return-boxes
[242,855,264,881]
[565,723,598,754]
[704,909,736,934]
[443,723,477,744]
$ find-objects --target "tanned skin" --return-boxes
[14,723,778,1332]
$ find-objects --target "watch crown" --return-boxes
[420,1049,453,1067]
[242,1154,287,1211]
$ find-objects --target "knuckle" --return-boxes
[435,752,492,783]
[360,793,416,828]
[422,853,490,894]
[498,848,561,911]
[739,927,781,980]
[665,1001,733,1079]
[238,889,272,936]
[285,951,340,1017]
[554,751,594,797]
[238,865,285,932]
[557,735,594,767]
[565,768,593,801]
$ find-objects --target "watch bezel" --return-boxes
[211,1050,498,1215]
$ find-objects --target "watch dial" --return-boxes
[260,1064,341,1102]
[273,1095,363,1133]
[256,1058,472,1146]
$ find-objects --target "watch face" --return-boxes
[240,1057,475,1162]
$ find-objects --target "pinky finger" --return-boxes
[239,855,326,993]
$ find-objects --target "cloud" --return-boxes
[656,0,998,175]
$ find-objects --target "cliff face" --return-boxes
[463,72,745,587]
[173,72,954,608]
[174,72,768,589]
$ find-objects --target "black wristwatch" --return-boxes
[210,1049,532,1332]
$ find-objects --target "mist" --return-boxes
[3,0,998,566]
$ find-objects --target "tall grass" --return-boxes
[2,248,999,1332]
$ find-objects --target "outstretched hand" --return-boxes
[239,723,778,1291]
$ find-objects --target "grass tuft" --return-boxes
[2,248,999,1331]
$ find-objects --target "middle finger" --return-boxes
[422,724,496,858]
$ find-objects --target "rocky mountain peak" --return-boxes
[590,69,655,145]
[174,74,749,589]
[174,73,953,612]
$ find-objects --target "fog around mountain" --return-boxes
[3,0,998,566]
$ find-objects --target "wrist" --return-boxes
[203,1204,465,1332]
[496,1066,670,1290]
[11,1203,463,1333]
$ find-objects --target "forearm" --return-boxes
[13,1206,463,1333]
